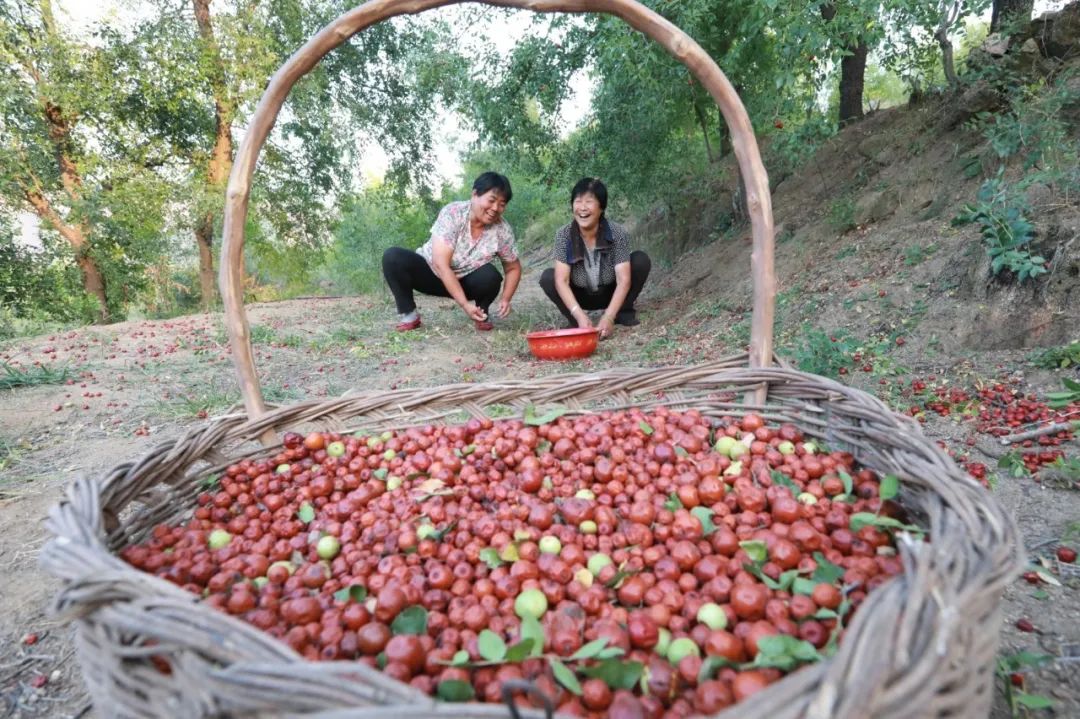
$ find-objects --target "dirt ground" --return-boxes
[2,265,1077,717]
[3,97,1079,716]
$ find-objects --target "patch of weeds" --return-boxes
[485,404,517,419]
[934,272,963,294]
[689,298,735,320]
[347,342,374,360]
[827,196,856,234]
[903,243,937,266]
[211,324,230,345]
[862,336,909,379]
[768,114,836,177]
[491,306,558,355]
[0,435,25,472]
[998,451,1032,479]
[160,383,241,418]
[440,411,472,426]
[919,193,953,221]
[639,334,680,364]
[996,651,1055,716]
[277,334,305,348]
[1029,341,1080,369]
[788,327,858,379]
[249,324,279,345]
[973,68,1080,182]
[327,327,363,345]
[0,362,77,390]
[960,154,983,179]
[1042,456,1080,491]
[1046,378,1080,408]
[775,286,803,310]
[953,175,1046,282]
[384,329,429,355]
[834,245,857,261]
[730,317,751,347]
[896,300,928,335]
[264,383,302,404]
[305,327,364,353]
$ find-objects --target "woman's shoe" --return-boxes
[396,316,422,332]
[614,310,640,327]
[475,320,494,331]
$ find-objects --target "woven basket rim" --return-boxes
[42,359,1025,719]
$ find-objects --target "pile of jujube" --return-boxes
[122,408,913,718]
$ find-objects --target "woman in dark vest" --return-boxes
[539,178,650,338]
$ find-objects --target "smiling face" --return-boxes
[470,189,508,227]
[572,191,602,232]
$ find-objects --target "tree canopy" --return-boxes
[0,0,1024,329]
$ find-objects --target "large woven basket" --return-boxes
[41,1,1023,718]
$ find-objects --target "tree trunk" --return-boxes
[691,90,716,163]
[25,191,109,322]
[991,0,1033,33]
[195,213,216,309]
[838,41,868,125]
[820,4,868,126]
[192,0,235,311]
[75,252,109,322]
[716,107,732,157]
[937,29,957,86]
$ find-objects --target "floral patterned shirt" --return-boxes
[415,201,518,278]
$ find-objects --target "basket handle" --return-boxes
[220,0,775,428]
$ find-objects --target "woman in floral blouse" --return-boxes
[382,172,522,331]
[539,178,651,338]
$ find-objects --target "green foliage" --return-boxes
[903,242,937,266]
[827,196,857,233]
[862,61,912,110]
[0,1,173,321]
[881,1,990,92]
[1045,378,1080,410]
[0,230,97,332]
[0,362,75,391]
[996,651,1055,717]
[321,184,439,295]
[973,70,1080,179]
[998,451,1031,478]
[767,115,837,179]
[790,327,858,379]
[1029,341,1080,370]
[952,177,1045,282]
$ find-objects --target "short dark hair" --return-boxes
[571,177,607,212]
[473,172,513,203]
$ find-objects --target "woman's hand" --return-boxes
[496,296,512,318]
[569,306,592,329]
[597,315,615,339]
[461,300,487,322]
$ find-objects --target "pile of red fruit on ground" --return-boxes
[902,376,1077,482]
[122,409,914,718]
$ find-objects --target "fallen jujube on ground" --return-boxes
[122,407,916,717]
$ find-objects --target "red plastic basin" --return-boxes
[526,327,599,361]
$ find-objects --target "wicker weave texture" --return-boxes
[41,361,1023,719]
